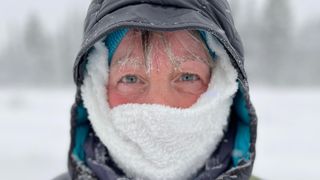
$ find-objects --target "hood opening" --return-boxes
[69,28,253,175]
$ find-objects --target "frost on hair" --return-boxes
[110,29,216,74]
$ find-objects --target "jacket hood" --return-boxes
[68,0,257,179]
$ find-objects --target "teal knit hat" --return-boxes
[104,29,216,65]
[104,28,129,65]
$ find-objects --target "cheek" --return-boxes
[107,84,146,108]
[173,83,209,108]
[175,81,208,95]
[174,94,201,108]
[107,85,132,108]
[107,89,129,108]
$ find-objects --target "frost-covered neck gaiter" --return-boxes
[81,34,238,180]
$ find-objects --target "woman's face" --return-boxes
[107,30,212,108]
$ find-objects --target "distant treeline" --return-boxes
[0,0,319,87]
[0,12,83,86]
[231,0,320,86]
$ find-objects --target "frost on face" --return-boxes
[110,29,215,74]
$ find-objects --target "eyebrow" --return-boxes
[111,51,212,71]
[111,56,146,71]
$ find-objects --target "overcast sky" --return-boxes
[0,0,320,49]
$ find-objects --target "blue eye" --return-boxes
[120,75,139,84]
[179,73,199,82]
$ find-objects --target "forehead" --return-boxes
[110,29,213,69]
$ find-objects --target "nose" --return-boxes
[143,83,177,107]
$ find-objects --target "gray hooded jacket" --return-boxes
[55,0,257,179]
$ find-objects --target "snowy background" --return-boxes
[1,0,320,179]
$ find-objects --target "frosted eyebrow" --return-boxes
[111,57,145,74]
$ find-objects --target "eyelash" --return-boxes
[177,73,200,82]
[119,75,141,84]
[119,73,200,84]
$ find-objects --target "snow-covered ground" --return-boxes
[0,87,319,180]
[0,87,72,180]
[250,87,320,180]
